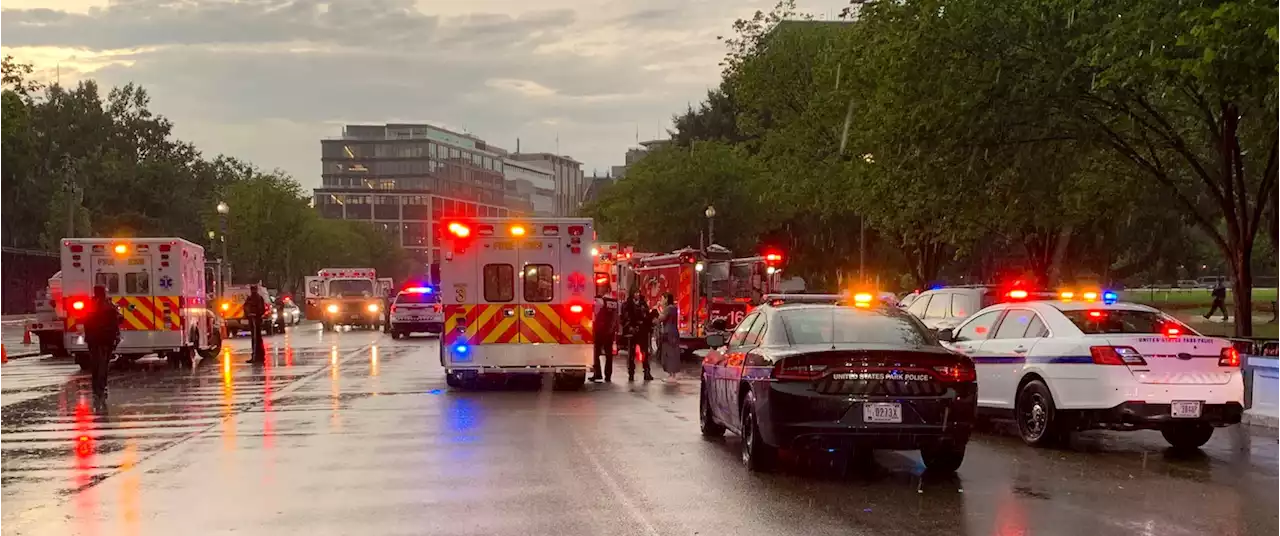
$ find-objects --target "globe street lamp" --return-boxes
[704,205,716,250]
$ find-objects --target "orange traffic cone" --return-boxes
[22,329,31,345]
[2,344,8,364]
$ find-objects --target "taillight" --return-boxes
[933,363,976,382]
[568,304,584,314]
[71,300,85,311]
[1090,346,1146,366]
[773,360,827,380]
[1219,347,1241,367]
[390,305,397,313]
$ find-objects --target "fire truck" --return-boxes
[60,238,220,369]
[304,268,393,330]
[438,218,596,390]
[623,246,784,355]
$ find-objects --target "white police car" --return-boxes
[389,287,444,339]
[937,296,1243,449]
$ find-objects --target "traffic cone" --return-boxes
[3,345,8,364]
[22,329,31,345]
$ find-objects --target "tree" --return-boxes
[1047,0,1278,335]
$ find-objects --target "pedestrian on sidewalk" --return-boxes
[657,292,681,383]
[245,285,267,364]
[83,285,121,403]
[591,289,619,382]
[621,291,654,382]
[1204,281,1229,322]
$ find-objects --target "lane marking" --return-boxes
[571,431,663,536]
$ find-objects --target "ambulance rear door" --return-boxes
[91,246,156,335]
[517,231,562,345]
[474,228,520,349]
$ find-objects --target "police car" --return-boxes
[937,294,1244,449]
[389,286,444,339]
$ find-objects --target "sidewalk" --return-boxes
[1,322,42,357]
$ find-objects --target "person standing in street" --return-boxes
[591,289,620,382]
[383,287,395,333]
[83,285,121,402]
[1205,281,1229,322]
[245,285,268,364]
[621,291,654,382]
[658,292,682,383]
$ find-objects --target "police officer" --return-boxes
[245,285,267,363]
[591,289,620,382]
[83,285,121,401]
[1204,281,1229,322]
[620,291,654,382]
[383,286,395,333]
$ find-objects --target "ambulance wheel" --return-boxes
[74,352,92,372]
[445,372,461,388]
[553,372,587,391]
[197,331,222,359]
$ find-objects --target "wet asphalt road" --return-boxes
[1,325,1275,536]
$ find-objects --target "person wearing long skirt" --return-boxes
[658,292,682,383]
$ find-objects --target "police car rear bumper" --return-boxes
[391,320,443,333]
[1080,402,1244,429]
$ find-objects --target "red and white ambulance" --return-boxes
[438,218,596,389]
[60,238,219,368]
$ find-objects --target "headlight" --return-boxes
[326,304,339,314]
[273,312,279,320]
[367,303,380,313]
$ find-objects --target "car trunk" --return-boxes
[1093,334,1233,385]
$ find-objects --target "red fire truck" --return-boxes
[622,246,784,354]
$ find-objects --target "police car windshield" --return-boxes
[780,308,936,346]
[1062,310,1195,335]
[330,279,374,297]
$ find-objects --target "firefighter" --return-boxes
[620,291,654,382]
[83,285,121,402]
[245,285,267,364]
[591,288,620,382]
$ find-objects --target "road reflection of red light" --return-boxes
[370,346,379,377]
[284,345,295,367]
[73,396,98,534]
[994,487,1028,536]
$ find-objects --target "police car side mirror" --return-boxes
[936,328,956,343]
[706,333,727,349]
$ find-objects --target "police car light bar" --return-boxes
[762,294,844,306]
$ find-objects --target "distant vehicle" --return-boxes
[272,296,302,329]
[389,286,443,339]
[699,302,976,473]
[1196,276,1229,288]
[903,284,1057,331]
[218,284,275,337]
[1176,279,1200,288]
[304,268,389,331]
[937,298,1243,449]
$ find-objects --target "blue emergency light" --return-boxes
[1102,291,1118,305]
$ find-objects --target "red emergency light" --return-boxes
[448,222,471,238]
[764,252,783,264]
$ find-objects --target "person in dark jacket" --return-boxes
[657,292,681,383]
[591,291,620,382]
[83,285,121,400]
[245,285,268,363]
[620,291,654,382]
[1205,281,1229,322]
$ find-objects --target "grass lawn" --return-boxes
[1121,287,1278,312]
[1177,317,1280,340]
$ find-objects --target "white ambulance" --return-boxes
[439,218,596,389]
[60,238,220,369]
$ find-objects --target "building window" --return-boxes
[432,197,442,211]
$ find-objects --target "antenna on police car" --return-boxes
[830,301,837,350]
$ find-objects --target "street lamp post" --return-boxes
[704,205,716,250]
[216,201,230,296]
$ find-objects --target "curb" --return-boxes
[6,352,43,360]
[1243,410,1278,429]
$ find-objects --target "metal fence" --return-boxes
[1,247,59,315]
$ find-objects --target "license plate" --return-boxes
[1171,400,1203,418]
[862,403,902,423]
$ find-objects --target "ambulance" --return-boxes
[303,268,392,330]
[216,284,275,336]
[60,238,220,369]
[26,272,69,358]
[438,218,596,389]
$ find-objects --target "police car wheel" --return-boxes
[919,442,967,473]
[1161,423,1214,450]
[699,383,726,438]
[1016,380,1064,447]
[741,395,776,471]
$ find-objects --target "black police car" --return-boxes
[699,301,977,473]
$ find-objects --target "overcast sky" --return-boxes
[2,0,849,190]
